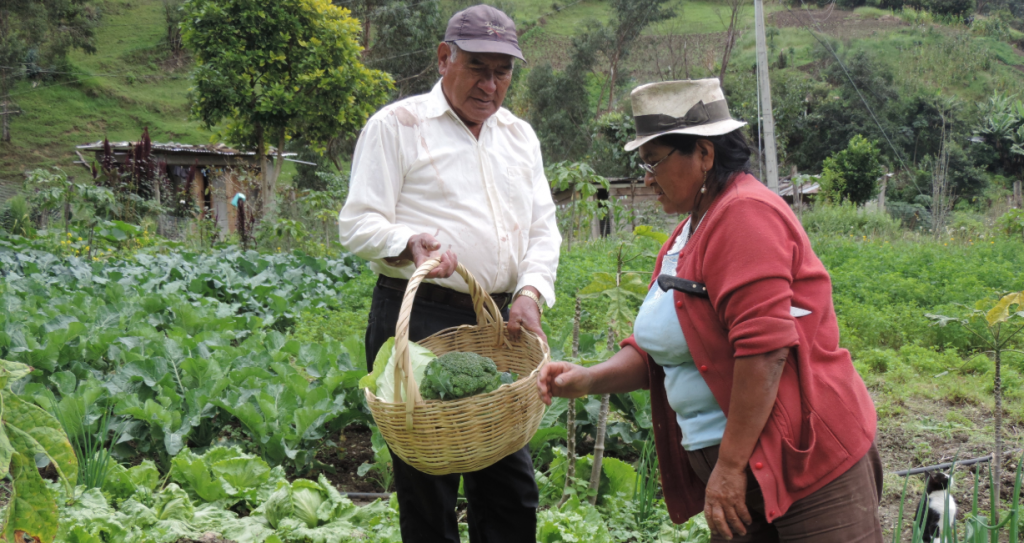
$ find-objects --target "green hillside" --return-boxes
[1,0,1023,182]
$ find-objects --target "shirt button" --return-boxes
[699,365,708,373]
[770,510,778,517]
[675,300,683,308]
[755,462,763,470]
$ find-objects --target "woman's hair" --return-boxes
[655,129,753,201]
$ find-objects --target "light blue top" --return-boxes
[633,223,727,451]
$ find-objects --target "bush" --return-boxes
[996,208,1024,239]
[887,201,933,231]
[918,0,975,16]
[800,202,903,237]
[820,135,883,205]
[0,195,34,237]
[857,349,901,373]
[899,6,935,24]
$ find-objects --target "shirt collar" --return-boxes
[425,78,516,127]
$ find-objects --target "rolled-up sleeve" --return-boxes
[338,117,416,263]
[702,199,800,358]
[514,135,562,307]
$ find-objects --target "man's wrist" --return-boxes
[514,287,542,314]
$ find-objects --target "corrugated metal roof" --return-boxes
[777,180,821,197]
[77,140,296,157]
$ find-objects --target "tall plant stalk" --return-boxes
[558,297,582,507]
[587,325,615,505]
[928,291,1024,521]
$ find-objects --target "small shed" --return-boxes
[77,140,296,237]
[777,176,821,205]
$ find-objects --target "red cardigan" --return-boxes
[621,173,876,524]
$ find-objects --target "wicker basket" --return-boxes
[364,258,550,475]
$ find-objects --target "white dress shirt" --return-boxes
[338,80,561,306]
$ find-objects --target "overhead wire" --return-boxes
[792,0,924,196]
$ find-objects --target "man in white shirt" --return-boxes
[338,5,560,542]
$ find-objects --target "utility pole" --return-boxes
[754,0,779,193]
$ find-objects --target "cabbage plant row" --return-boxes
[0,248,370,473]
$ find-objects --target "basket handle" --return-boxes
[393,258,506,429]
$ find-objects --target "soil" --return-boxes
[316,423,382,496]
[872,395,1024,540]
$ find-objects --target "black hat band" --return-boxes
[633,100,732,137]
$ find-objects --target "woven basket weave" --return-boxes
[364,258,550,475]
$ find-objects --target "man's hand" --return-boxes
[383,233,458,279]
[536,361,591,405]
[507,286,545,342]
[704,462,752,540]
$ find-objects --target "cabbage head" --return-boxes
[373,338,436,403]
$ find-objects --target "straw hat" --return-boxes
[624,79,747,151]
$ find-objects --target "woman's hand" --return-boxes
[536,362,592,405]
[704,462,752,539]
[536,345,650,405]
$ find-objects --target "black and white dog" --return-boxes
[916,471,957,542]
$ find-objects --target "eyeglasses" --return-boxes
[640,149,677,176]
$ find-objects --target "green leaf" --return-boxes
[127,460,161,491]
[213,456,272,498]
[170,449,227,503]
[579,272,617,296]
[4,452,58,543]
[985,291,1024,326]
[633,225,669,244]
[4,393,78,488]
[0,359,33,389]
[529,427,567,451]
[600,456,637,497]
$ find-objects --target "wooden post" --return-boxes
[878,170,887,211]
[754,0,779,193]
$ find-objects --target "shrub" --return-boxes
[899,6,935,24]
[819,135,883,205]
[857,349,901,373]
[800,202,903,237]
[919,0,975,17]
[0,195,34,237]
[887,201,933,231]
[996,208,1024,239]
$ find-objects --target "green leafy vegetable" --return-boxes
[374,338,436,403]
[358,337,394,393]
[419,351,516,400]
[0,358,78,543]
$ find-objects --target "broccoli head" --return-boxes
[419,351,514,400]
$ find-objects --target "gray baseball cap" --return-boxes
[444,5,526,62]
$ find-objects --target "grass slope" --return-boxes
[2,0,1024,182]
[0,0,209,181]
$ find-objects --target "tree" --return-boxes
[0,0,97,143]
[975,93,1024,208]
[527,26,603,163]
[348,0,447,99]
[820,135,883,205]
[600,0,674,113]
[181,0,393,216]
[715,0,746,86]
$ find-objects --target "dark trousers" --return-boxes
[365,282,539,543]
[686,443,884,543]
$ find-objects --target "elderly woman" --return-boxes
[537,79,881,542]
